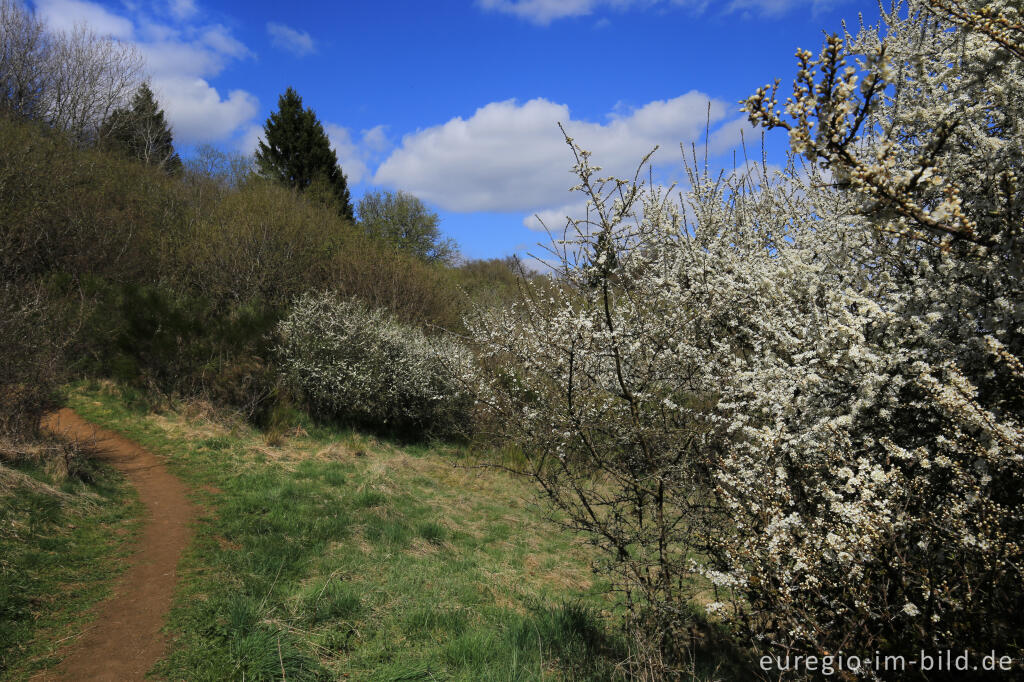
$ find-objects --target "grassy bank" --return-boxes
[66,382,628,680]
[0,440,142,679]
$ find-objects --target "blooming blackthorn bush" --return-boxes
[278,293,473,438]
[470,1,1023,676]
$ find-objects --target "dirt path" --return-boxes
[35,408,196,681]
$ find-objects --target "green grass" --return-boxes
[65,382,629,680]
[0,446,142,679]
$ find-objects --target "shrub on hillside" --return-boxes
[73,282,281,419]
[277,293,472,438]
[332,240,465,331]
[0,116,172,284]
[0,283,65,438]
[171,178,345,308]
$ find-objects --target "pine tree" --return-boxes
[101,82,182,173]
[255,87,353,221]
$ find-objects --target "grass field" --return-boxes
[0,437,142,679]
[65,382,630,680]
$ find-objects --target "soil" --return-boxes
[34,408,196,681]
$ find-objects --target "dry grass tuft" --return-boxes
[0,462,78,503]
[0,434,104,487]
[315,442,356,461]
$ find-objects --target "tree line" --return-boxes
[0,0,521,442]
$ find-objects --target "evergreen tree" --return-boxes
[255,87,353,221]
[101,82,182,173]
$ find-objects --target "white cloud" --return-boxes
[325,124,392,184]
[374,92,731,214]
[152,77,259,144]
[523,200,591,231]
[477,0,836,24]
[707,116,758,156]
[477,0,618,24]
[34,0,135,38]
[729,0,840,16]
[137,24,252,81]
[32,0,260,145]
[200,24,251,59]
[238,123,264,155]
[266,22,315,56]
[140,40,228,78]
[324,124,369,184]
[361,125,391,154]
[168,0,197,21]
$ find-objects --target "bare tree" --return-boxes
[0,0,50,118]
[43,24,143,143]
[1,1,143,142]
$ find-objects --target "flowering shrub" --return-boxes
[730,0,1024,667]
[277,293,472,438]
[470,1,1023,675]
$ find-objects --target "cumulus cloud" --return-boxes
[522,200,592,232]
[153,77,259,144]
[266,22,316,56]
[374,92,734,214]
[729,0,841,16]
[708,116,758,156]
[238,124,265,155]
[324,124,370,184]
[34,0,135,38]
[140,40,227,78]
[477,0,620,24]
[324,124,392,184]
[477,0,837,24]
[200,24,251,59]
[32,0,260,145]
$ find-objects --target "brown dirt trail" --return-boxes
[34,408,196,681]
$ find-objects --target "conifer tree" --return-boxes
[101,82,182,173]
[255,87,353,221]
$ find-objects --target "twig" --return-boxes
[257,558,285,614]
[277,634,286,681]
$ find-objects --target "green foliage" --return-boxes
[0,116,171,284]
[74,282,281,419]
[255,87,353,221]
[454,256,526,309]
[170,177,345,307]
[332,240,466,330]
[357,189,457,264]
[100,82,182,174]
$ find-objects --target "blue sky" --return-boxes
[31,0,882,260]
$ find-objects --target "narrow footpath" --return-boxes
[35,409,195,681]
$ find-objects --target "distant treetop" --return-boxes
[255,87,354,221]
[101,82,183,174]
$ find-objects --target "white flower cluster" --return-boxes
[471,0,1023,670]
[277,293,473,437]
